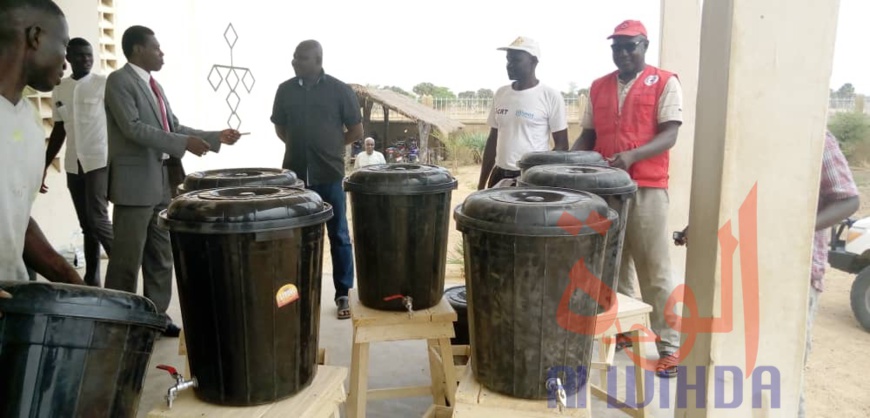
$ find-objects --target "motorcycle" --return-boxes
[828,217,870,332]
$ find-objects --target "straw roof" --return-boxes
[350,84,464,136]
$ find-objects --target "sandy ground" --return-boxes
[805,167,870,418]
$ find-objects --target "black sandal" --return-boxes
[336,296,350,320]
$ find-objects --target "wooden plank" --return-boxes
[454,359,586,417]
[146,366,347,418]
[354,321,454,344]
[349,289,457,327]
[423,405,453,418]
[367,386,432,400]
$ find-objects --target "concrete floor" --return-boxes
[31,171,678,417]
[134,273,679,418]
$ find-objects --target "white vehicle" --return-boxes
[828,217,870,332]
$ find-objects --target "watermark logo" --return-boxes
[548,184,769,408]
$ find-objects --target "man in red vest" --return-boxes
[571,20,683,378]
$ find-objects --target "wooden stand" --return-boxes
[145,365,347,418]
[346,289,459,418]
[449,293,652,418]
[149,338,341,417]
[589,293,653,418]
[452,358,589,417]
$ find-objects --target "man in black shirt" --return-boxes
[271,40,363,319]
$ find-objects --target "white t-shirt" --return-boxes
[52,73,109,174]
[355,151,386,168]
[0,95,46,280]
[487,82,568,171]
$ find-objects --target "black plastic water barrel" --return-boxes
[0,281,165,418]
[444,286,468,345]
[519,165,636,312]
[455,187,617,399]
[517,150,607,175]
[158,186,333,406]
[344,164,458,311]
[176,167,304,195]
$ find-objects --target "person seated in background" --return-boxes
[354,137,386,168]
[675,130,859,418]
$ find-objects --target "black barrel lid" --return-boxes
[0,281,166,330]
[158,186,333,234]
[343,163,458,195]
[180,168,303,193]
[454,186,618,237]
[517,151,606,171]
[444,286,467,308]
[520,164,638,196]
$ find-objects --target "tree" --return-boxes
[476,88,494,99]
[413,82,456,99]
[413,82,436,96]
[836,83,856,98]
[384,85,414,98]
[458,91,476,99]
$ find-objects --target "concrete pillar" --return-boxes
[678,1,841,417]
[659,0,702,298]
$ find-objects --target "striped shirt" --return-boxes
[812,131,859,292]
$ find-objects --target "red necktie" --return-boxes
[149,76,170,132]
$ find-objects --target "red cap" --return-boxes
[607,20,647,39]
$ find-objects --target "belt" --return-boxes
[494,166,521,177]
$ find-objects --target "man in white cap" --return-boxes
[354,137,386,168]
[477,36,568,189]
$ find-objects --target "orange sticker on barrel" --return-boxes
[276,284,300,308]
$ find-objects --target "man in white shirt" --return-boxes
[478,36,569,189]
[354,137,386,168]
[0,0,85,308]
[43,37,113,288]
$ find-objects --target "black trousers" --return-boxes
[486,166,521,188]
[67,162,114,287]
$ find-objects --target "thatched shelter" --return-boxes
[350,84,464,163]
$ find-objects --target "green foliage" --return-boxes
[432,130,488,171]
[476,88,494,99]
[835,83,856,99]
[384,85,414,97]
[828,111,870,160]
[829,112,870,144]
[412,82,456,99]
[458,132,487,163]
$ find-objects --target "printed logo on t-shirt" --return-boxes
[496,107,509,115]
[11,129,23,142]
[515,110,535,120]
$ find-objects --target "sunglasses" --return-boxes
[610,40,643,53]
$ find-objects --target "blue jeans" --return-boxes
[309,181,354,300]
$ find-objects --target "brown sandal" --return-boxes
[656,352,679,378]
[615,333,633,351]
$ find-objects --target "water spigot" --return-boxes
[383,294,415,317]
[157,364,198,409]
[546,377,568,412]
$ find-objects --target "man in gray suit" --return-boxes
[104,25,241,337]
